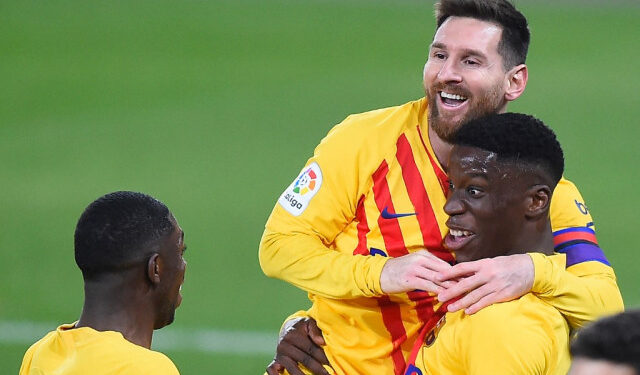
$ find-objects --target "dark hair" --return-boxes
[452,112,564,185]
[571,310,640,373]
[435,0,530,69]
[74,191,174,280]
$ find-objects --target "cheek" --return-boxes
[423,61,438,82]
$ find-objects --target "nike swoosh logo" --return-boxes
[381,207,417,219]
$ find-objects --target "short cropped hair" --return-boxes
[571,310,640,373]
[74,191,174,280]
[435,0,530,69]
[452,112,564,185]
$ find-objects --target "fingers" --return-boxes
[438,270,486,302]
[276,357,306,375]
[307,319,327,347]
[464,292,498,315]
[411,277,444,295]
[414,250,453,272]
[436,261,478,283]
[277,321,330,375]
[445,282,493,312]
[266,360,283,375]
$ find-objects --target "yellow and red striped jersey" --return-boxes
[260,98,622,375]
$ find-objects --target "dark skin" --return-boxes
[267,145,555,374]
[76,215,187,349]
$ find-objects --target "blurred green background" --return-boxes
[1,0,638,373]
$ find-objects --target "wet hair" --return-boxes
[74,191,174,280]
[435,0,530,69]
[571,310,640,373]
[452,112,564,185]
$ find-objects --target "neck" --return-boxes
[428,123,453,171]
[506,221,555,257]
[76,275,155,349]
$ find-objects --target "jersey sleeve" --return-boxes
[531,178,624,329]
[259,114,389,299]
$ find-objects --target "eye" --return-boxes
[467,186,483,197]
[463,58,479,66]
[448,180,455,191]
[431,51,446,60]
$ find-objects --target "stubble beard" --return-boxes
[427,82,505,142]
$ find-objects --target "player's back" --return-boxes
[19,323,179,375]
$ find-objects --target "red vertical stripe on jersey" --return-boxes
[372,161,410,257]
[416,125,449,196]
[372,160,408,374]
[396,133,454,263]
[353,195,370,255]
[378,296,408,375]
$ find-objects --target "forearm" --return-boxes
[259,229,388,299]
[530,253,624,329]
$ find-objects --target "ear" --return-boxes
[147,253,161,285]
[524,184,551,220]
[504,64,528,102]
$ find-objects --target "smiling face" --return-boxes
[154,215,187,329]
[423,16,511,141]
[443,145,529,262]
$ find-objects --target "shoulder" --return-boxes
[118,342,180,374]
[459,295,568,355]
[319,98,424,148]
[455,296,569,373]
[550,177,594,230]
[19,330,57,372]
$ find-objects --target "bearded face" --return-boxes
[423,17,512,141]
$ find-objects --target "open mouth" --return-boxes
[439,91,468,108]
[444,228,475,251]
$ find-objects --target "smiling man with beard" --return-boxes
[409,112,570,374]
[19,191,187,375]
[260,0,622,374]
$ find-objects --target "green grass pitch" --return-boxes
[1,0,638,373]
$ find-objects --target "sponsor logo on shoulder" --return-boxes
[278,162,323,216]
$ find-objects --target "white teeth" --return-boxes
[440,91,467,101]
[450,229,472,237]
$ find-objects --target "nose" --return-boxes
[444,192,465,216]
[437,58,462,84]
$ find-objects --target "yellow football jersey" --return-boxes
[19,323,179,375]
[261,98,622,375]
[413,259,570,375]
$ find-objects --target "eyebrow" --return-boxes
[430,42,488,59]
[465,171,489,179]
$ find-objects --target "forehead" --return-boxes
[432,16,502,54]
[450,145,498,175]
[165,215,183,246]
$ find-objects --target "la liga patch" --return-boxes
[278,162,323,216]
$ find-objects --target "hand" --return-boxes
[266,318,331,375]
[380,250,454,294]
[436,254,534,314]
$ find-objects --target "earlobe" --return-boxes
[505,64,528,102]
[147,253,161,285]
[525,185,551,219]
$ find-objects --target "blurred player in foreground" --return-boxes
[569,309,640,375]
[19,191,186,375]
[261,0,622,373]
[409,113,571,374]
